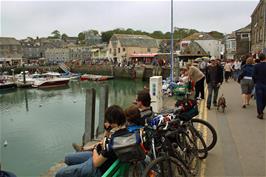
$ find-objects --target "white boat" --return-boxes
[0,76,17,90]
[32,72,70,88]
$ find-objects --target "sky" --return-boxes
[0,0,260,39]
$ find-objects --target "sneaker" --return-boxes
[72,143,83,152]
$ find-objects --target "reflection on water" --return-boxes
[0,79,146,177]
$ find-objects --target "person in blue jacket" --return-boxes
[239,57,254,108]
[253,53,266,119]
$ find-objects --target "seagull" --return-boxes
[3,140,8,147]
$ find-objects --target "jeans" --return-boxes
[55,152,101,177]
[207,84,220,107]
[255,84,266,115]
[195,77,205,99]
[0,171,17,177]
[233,69,240,81]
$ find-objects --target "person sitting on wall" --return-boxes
[55,105,127,177]
[134,90,154,125]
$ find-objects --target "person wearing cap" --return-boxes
[206,58,223,109]
[187,63,205,100]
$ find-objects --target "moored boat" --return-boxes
[80,74,114,81]
[0,76,17,90]
[32,72,70,88]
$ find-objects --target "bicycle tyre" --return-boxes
[191,118,217,151]
[141,156,189,177]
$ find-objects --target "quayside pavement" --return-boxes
[200,80,266,177]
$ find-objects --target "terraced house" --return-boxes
[0,37,23,67]
[107,34,159,64]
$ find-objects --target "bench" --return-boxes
[101,159,129,177]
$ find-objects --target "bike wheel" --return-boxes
[191,118,217,151]
[141,156,189,177]
[186,125,208,159]
[173,130,202,175]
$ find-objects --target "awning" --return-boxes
[130,53,158,58]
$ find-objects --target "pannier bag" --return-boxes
[175,99,199,121]
[105,130,146,163]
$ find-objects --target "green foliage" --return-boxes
[51,30,61,39]
[208,31,224,39]
[78,32,85,44]
[61,33,68,41]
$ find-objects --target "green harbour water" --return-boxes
[0,79,146,177]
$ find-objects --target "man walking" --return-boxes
[253,53,266,119]
[206,58,223,109]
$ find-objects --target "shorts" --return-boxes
[240,79,254,94]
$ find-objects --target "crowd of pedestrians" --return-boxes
[193,54,266,119]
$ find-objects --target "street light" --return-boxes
[170,0,174,82]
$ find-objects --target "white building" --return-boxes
[225,33,236,59]
[180,32,224,59]
[45,48,70,63]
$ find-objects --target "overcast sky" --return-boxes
[0,0,260,39]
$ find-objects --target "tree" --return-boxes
[78,32,85,44]
[51,30,61,39]
[61,33,68,41]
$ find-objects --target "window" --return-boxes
[260,28,263,41]
[109,48,112,53]
[123,48,125,52]
[231,41,236,49]
[241,33,249,39]
[147,48,151,52]
[118,48,120,53]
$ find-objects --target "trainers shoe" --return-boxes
[72,143,83,152]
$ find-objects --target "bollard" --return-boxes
[96,85,109,138]
[84,88,96,143]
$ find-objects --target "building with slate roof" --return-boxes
[0,37,23,67]
[250,0,266,55]
[225,32,236,59]
[235,24,251,59]
[180,32,224,59]
[107,34,159,63]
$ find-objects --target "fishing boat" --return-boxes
[32,72,70,88]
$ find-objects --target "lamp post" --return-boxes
[170,0,174,82]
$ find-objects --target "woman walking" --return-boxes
[239,58,254,108]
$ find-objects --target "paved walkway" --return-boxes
[201,80,266,177]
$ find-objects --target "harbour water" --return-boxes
[0,79,146,177]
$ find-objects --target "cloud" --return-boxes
[1,0,259,39]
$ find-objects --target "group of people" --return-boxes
[185,58,223,110]
[180,54,266,119]
[55,90,153,177]
[238,53,266,119]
